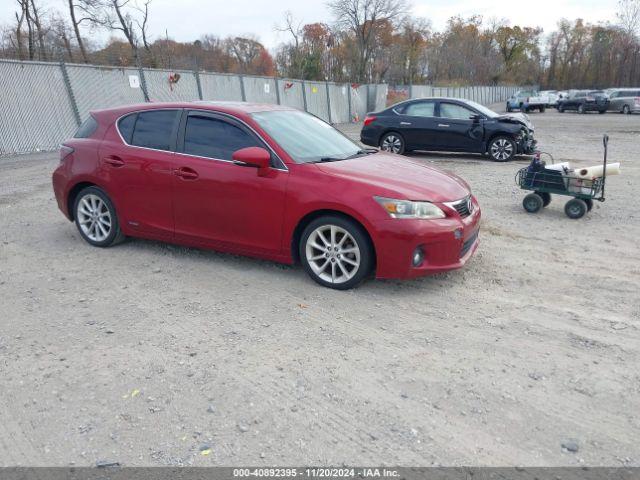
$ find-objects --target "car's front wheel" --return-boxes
[380,132,405,154]
[73,186,124,247]
[300,216,373,290]
[488,136,516,162]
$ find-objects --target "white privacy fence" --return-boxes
[0,58,521,156]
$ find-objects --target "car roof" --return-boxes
[90,101,296,120]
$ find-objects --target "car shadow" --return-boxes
[405,151,533,164]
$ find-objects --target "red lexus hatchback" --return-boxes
[52,102,480,289]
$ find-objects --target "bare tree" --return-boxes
[617,0,640,38]
[328,0,408,81]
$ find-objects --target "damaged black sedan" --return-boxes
[360,98,536,162]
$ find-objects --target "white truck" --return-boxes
[506,90,549,113]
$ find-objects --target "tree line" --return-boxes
[2,0,640,89]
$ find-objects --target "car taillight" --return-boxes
[60,145,74,162]
[363,115,377,126]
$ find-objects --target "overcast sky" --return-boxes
[0,0,619,50]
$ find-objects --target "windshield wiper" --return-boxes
[311,149,377,163]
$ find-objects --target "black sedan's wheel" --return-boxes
[540,106,546,113]
[488,136,516,162]
[523,193,544,213]
[506,103,512,112]
[598,109,606,114]
[558,105,565,113]
[565,198,588,219]
[300,216,373,290]
[380,132,405,154]
[578,104,586,114]
[623,105,631,114]
[73,186,124,247]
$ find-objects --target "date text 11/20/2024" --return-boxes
[232,468,400,478]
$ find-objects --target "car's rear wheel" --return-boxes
[380,132,405,154]
[488,136,516,162]
[74,186,124,247]
[623,104,631,114]
[598,109,606,114]
[558,105,565,113]
[300,216,373,290]
[539,106,546,113]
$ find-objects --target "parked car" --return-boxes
[539,90,559,107]
[506,90,548,112]
[52,102,480,290]
[606,88,640,114]
[360,97,536,162]
[557,90,608,113]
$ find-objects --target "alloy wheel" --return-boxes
[305,225,361,284]
[381,135,402,153]
[77,194,112,242]
[490,138,514,161]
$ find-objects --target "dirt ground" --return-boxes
[0,106,638,467]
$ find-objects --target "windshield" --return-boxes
[464,100,499,118]
[251,110,361,163]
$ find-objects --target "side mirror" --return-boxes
[232,147,271,173]
[470,114,482,122]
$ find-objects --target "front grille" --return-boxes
[449,195,473,218]
[460,230,479,258]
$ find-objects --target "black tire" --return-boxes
[598,109,606,114]
[524,106,530,113]
[506,103,512,112]
[488,135,517,162]
[539,192,552,207]
[565,198,588,219]
[558,105,565,113]
[523,193,544,213]
[623,104,631,114]
[299,215,373,290]
[380,132,405,155]
[584,198,594,211]
[73,186,125,247]
[540,106,546,113]
[578,104,585,114]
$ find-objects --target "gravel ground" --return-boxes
[0,106,638,467]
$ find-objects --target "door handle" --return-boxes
[104,155,124,167]
[174,167,199,180]
[400,121,412,125]
[438,123,450,128]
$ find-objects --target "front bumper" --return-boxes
[372,196,481,279]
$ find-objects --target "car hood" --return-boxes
[495,113,534,131]
[314,152,470,203]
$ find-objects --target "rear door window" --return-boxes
[130,110,179,151]
[405,101,436,117]
[183,114,260,161]
[117,113,136,144]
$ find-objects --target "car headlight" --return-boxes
[374,196,446,219]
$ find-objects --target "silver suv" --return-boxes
[607,88,640,114]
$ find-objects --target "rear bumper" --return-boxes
[372,196,481,279]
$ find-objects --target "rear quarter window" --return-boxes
[74,116,98,138]
[117,113,137,144]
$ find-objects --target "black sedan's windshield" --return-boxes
[251,110,362,163]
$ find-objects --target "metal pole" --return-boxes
[239,74,246,102]
[301,81,308,112]
[194,70,203,100]
[59,61,81,126]
[347,83,352,123]
[274,77,281,105]
[325,81,332,123]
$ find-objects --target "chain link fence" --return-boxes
[0,58,522,156]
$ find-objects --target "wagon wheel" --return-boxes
[565,198,588,219]
[523,193,544,213]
